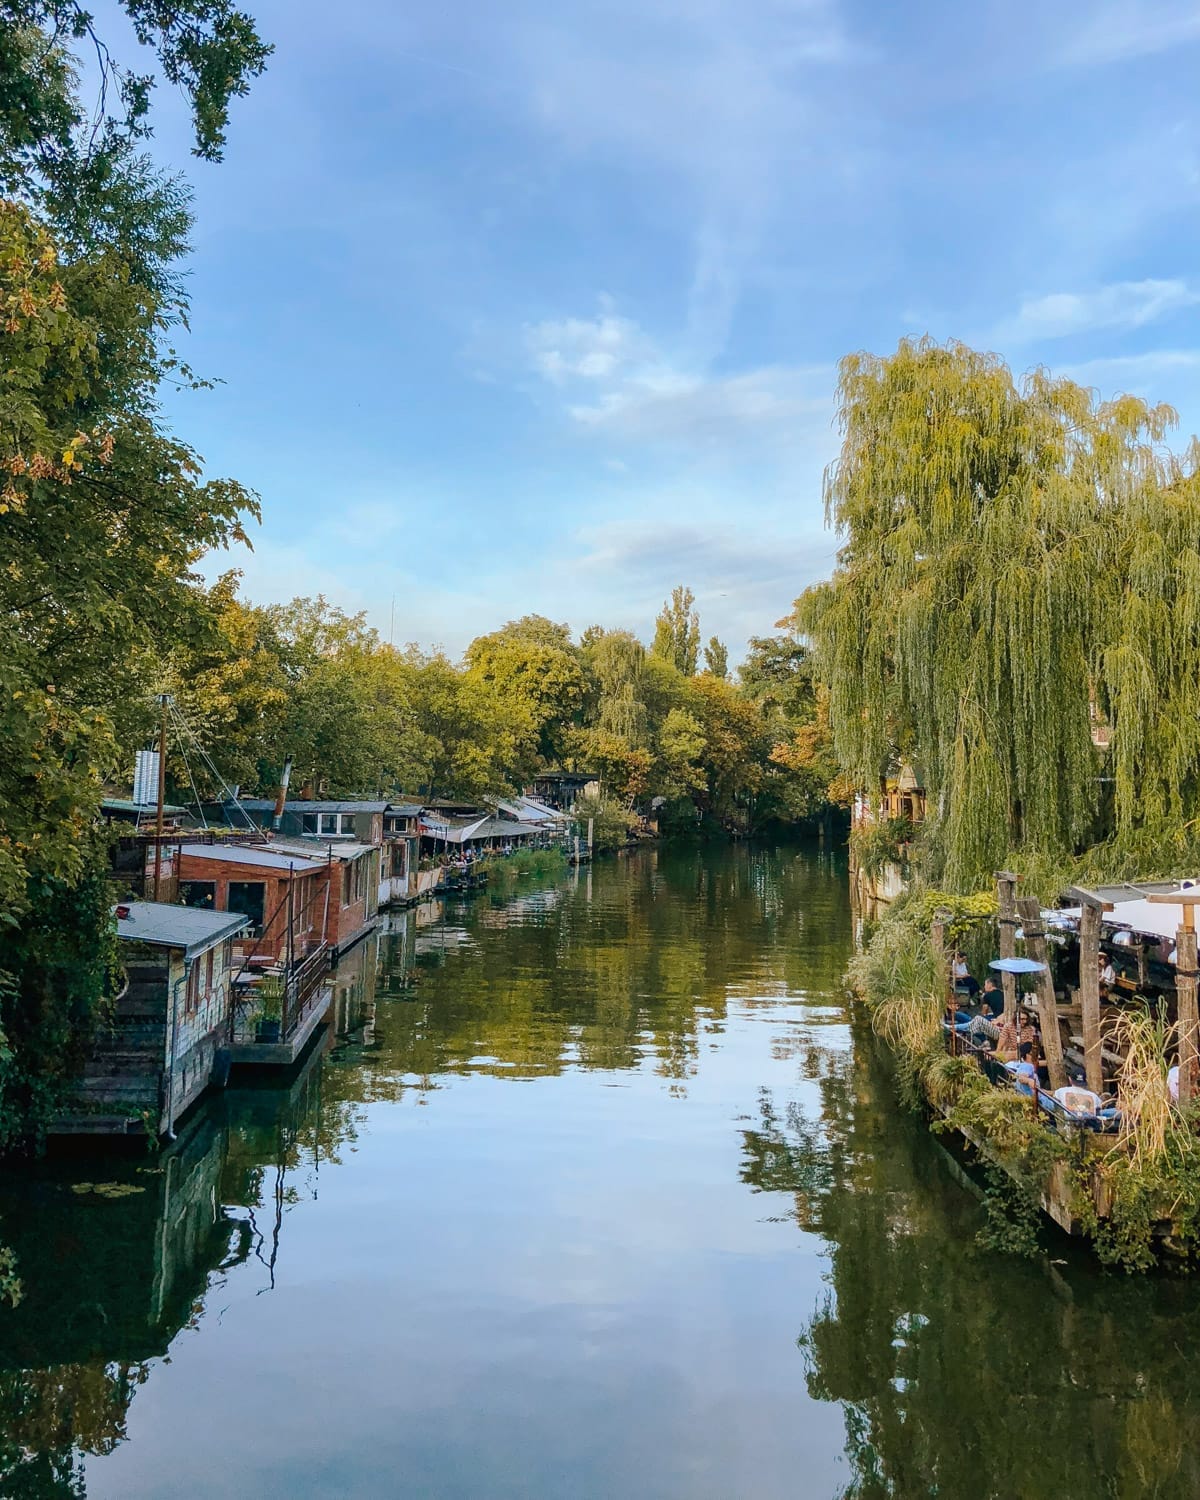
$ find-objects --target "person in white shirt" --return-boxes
[1053,1083,1102,1117]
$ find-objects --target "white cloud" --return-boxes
[526,311,649,384]
[1002,279,1200,341]
[526,307,834,450]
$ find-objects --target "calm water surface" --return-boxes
[2,845,1200,1498]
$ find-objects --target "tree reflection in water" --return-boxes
[741,1012,1200,1500]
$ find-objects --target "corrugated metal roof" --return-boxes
[423,816,541,844]
[179,842,329,872]
[114,901,249,958]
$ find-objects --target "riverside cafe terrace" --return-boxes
[943,877,1200,1130]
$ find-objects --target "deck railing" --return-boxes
[231,942,332,1046]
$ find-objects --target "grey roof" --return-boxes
[232,799,388,815]
[269,839,378,863]
[179,842,329,872]
[101,798,188,816]
[114,901,249,958]
[386,803,424,817]
[423,816,541,844]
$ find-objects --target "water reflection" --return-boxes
[6,844,1197,1498]
[0,1048,331,1496]
[744,1012,1200,1500]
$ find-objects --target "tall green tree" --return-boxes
[0,3,266,1148]
[702,635,728,679]
[465,616,585,773]
[652,584,700,676]
[794,338,1200,889]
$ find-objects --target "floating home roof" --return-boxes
[179,842,329,872]
[101,798,188,817]
[498,796,562,823]
[1051,880,1200,942]
[232,799,390,815]
[422,815,541,844]
[268,839,377,863]
[114,902,249,958]
[386,802,424,818]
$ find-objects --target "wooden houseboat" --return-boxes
[53,902,251,1138]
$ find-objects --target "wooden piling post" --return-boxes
[996,871,1019,1022]
[1017,897,1067,1091]
[1176,926,1199,1106]
[1146,893,1200,1106]
[932,908,955,1054]
[1067,887,1115,1096]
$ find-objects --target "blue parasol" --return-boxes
[989,957,1048,974]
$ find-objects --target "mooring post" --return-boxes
[932,907,954,1054]
[1017,896,1067,1091]
[1067,887,1113,1097]
[1176,923,1199,1106]
[1145,894,1200,1106]
[996,871,1018,1022]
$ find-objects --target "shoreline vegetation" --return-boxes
[793,340,1200,1271]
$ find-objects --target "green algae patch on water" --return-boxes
[69,1181,146,1198]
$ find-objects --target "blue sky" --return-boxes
[129,0,1200,658]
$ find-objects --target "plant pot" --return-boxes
[256,1018,282,1043]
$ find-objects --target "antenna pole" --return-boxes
[153,693,170,901]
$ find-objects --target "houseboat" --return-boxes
[53,902,250,1138]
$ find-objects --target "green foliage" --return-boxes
[0,0,264,1175]
[0,0,271,200]
[849,817,913,881]
[479,847,567,886]
[794,337,1200,891]
[702,635,728,678]
[571,792,639,853]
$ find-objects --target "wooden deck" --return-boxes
[228,979,333,1068]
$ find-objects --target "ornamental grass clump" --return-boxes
[1083,1006,1200,1270]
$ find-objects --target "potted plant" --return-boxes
[256,974,284,1043]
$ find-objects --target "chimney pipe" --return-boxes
[273,757,293,830]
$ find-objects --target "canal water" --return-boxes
[2,845,1200,1498]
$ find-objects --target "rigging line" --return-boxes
[168,702,208,831]
[174,709,265,839]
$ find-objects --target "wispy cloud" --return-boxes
[1059,1,1200,65]
[525,307,833,449]
[1001,279,1200,341]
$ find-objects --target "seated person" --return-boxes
[966,977,1005,1042]
[951,953,980,997]
[1099,955,1116,987]
[1004,1041,1039,1097]
[992,1007,1037,1059]
[1052,1081,1103,1117]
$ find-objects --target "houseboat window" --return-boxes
[303,812,357,836]
[342,864,353,907]
[227,881,266,934]
[186,961,200,1014]
[180,880,216,909]
[205,947,214,991]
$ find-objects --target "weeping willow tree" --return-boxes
[794,338,1200,890]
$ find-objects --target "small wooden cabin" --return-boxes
[54,902,250,1138]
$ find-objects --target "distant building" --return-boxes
[530,772,598,811]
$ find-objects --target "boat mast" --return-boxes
[153,692,170,901]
